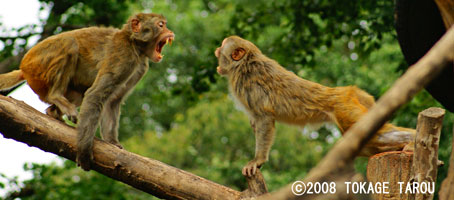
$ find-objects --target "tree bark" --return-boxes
[0,95,242,200]
[367,151,413,200]
[258,23,454,200]
[241,168,269,199]
[438,126,454,200]
[434,0,454,29]
[413,108,444,200]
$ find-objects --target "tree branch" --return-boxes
[0,95,242,200]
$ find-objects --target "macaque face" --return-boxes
[131,13,175,63]
[214,36,259,76]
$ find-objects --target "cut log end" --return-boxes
[419,107,445,119]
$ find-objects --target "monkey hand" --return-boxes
[242,158,266,177]
[76,144,94,171]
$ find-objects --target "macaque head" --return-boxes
[214,36,261,76]
[129,13,175,62]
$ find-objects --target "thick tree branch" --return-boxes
[434,0,454,29]
[0,95,242,200]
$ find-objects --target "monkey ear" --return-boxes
[131,19,141,33]
[231,48,246,61]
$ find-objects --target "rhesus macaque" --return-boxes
[0,13,174,171]
[215,36,415,177]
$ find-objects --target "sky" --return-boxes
[0,0,63,196]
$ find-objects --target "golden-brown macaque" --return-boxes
[0,13,175,171]
[215,36,415,177]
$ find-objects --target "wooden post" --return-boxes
[366,108,445,200]
[438,126,454,200]
[367,151,413,200]
[413,107,445,200]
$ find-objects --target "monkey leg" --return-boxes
[351,86,375,109]
[47,92,78,123]
[332,87,415,156]
[45,90,83,122]
[100,96,123,149]
[46,104,64,121]
[44,40,79,123]
[243,117,275,177]
[360,124,415,156]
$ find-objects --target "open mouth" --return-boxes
[155,35,174,61]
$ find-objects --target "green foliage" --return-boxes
[228,0,395,71]
[2,162,152,200]
[1,0,453,199]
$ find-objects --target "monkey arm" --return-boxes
[249,118,257,133]
[100,63,149,147]
[76,62,136,171]
[243,117,275,176]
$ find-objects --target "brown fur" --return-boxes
[215,36,415,176]
[0,13,175,171]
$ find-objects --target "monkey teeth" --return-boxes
[165,37,173,46]
[155,36,173,61]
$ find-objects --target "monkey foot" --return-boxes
[67,115,78,124]
[76,149,94,171]
[110,142,123,149]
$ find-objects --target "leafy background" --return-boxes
[0,0,453,199]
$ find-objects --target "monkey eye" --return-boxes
[158,21,164,28]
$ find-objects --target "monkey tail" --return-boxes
[0,70,25,91]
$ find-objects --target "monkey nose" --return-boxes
[215,48,220,57]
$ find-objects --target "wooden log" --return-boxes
[434,0,454,29]
[438,126,454,199]
[0,95,241,200]
[367,151,413,200]
[413,107,445,200]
